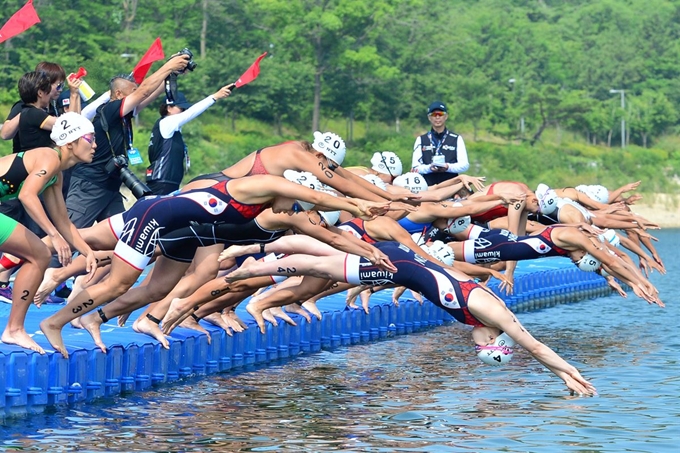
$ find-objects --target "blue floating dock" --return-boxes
[0,257,613,418]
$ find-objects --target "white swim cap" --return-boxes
[411,232,426,246]
[576,184,609,204]
[536,183,558,215]
[393,172,428,194]
[575,252,601,272]
[283,169,323,210]
[51,112,95,146]
[361,174,387,191]
[370,151,403,177]
[426,240,455,266]
[476,332,515,366]
[320,210,340,226]
[444,216,471,234]
[599,229,621,248]
[316,190,340,226]
[312,131,346,166]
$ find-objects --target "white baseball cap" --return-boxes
[50,112,95,146]
[476,332,515,366]
[370,151,403,177]
[312,131,346,166]
[283,169,323,210]
[393,172,428,194]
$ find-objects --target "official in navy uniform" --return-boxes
[411,101,469,186]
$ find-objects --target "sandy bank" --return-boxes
[631,193,680,229]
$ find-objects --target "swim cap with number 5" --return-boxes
[312,131,346,166]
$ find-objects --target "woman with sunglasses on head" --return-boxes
[0,113,98,353]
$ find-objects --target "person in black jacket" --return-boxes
[146,84,233,195]
[411,101,469,186]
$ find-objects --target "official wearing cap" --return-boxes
[146,84,233,195]
[411,101,469,186]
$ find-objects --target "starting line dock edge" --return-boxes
[0,257,612,418]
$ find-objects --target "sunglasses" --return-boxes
[292,201,304,213]
[55,82,64,91]
[326,157,339,171]
[81,134,94,144]
[429,111,446,118]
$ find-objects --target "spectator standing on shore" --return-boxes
[411,101,469,186]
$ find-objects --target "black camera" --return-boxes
[178,48,197,72]
[105,155,153,199]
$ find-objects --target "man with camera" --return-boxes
[65,54,190,228]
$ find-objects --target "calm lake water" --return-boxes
[2,230,679,452]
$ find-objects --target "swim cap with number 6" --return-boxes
[393,172,428,194]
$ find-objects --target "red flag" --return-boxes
[0,0,41,44]
[234,52,268,88]
[131,38,165,84]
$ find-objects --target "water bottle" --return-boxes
[69,67,96,102]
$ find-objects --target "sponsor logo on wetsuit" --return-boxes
[426,268,460,309]
[520,237,553,254]
[178,192,228,215]
[474,238,493,248]
[135,218,164,256]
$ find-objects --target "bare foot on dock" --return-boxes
[301,300,322,320]
[34,268,61,307]
[270,306,297,326]
[117,312,131,327]
[80,311,107,354]
[161,297,194,335]
[2,328,45,354]
[223,310,248,332]
[178,316,211,344]
[246,302,268,334]
[133,315,169,349]
[203,312,233,336]
[284,303,311,323]
[70,317,83,329]
[39,318,68,358]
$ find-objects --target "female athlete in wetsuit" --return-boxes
[223,241,597,395]
[0,112,97,353]
[39,173,392,358]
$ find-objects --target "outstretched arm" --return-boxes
[469,293,596,395]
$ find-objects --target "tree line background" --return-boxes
[2,0,680,193]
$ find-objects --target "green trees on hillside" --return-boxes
[3,0,680,148]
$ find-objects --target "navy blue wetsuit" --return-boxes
[110,179,269,270]
[344,241,485,327]
[461,226,570,264]
[158,218,287,262]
